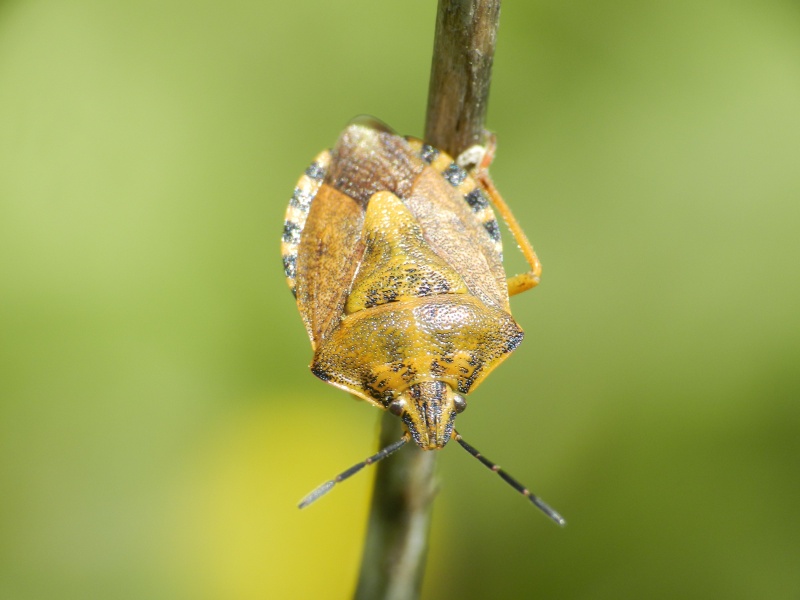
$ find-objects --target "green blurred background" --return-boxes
[2,0,799,598]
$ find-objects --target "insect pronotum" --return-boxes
[281,117,564,526]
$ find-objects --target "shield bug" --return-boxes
[281,117,564,525]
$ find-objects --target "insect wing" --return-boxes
[405,165,509,312]
[295,184,367,349]
[293,123,427,349]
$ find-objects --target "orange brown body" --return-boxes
[281,118,562,524]
[282,118,527,448]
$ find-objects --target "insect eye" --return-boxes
[453,394,467,413]
[388,399,405,417]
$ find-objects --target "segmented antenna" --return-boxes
[454,431,566,526]
[298,433,410,508]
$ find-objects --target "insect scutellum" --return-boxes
[284,117,562,525]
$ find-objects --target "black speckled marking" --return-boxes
[289,188,314,212]
[282,254,297,279]
[484,219,501,242]
[311,366,330,382]
[464,188,490,212]
[504,331,525,354]
[305,162,325,181]
[282,221,301,244]
[420,144,440,164]
[403,414,422,446]
[443,410,457,445]
[443,163,468,186]
[461,364,484,394]
[358,371,386,402]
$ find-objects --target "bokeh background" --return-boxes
[2,0,799,598]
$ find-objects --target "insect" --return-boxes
[281,117,564,525]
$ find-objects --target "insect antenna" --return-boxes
[298,433,410,509]
[454,431,566,526]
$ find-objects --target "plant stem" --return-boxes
[353,413,437,600]
[425,0,501,156]
[354,2,501,599]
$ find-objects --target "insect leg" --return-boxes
[467,132,543,297]
[298,432,411,508]
[453,430,565,526]
[475,171,543,296]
